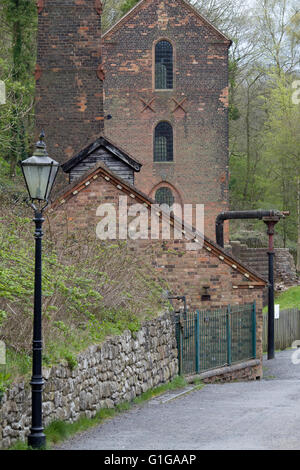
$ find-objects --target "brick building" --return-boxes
[102,0,231,239]
[35,0,104,166]
[35,1,267,380]
[48,161,266,379]
[35,0,231,240]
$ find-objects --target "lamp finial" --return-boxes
[34,130,48,156]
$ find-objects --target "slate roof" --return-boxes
[61,135,142,174]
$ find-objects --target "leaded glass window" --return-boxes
[155,40,173,89]
[154,122,173,162]
[155,187,175,207]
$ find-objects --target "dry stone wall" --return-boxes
[0,313,178,449]
[230,242,298,296]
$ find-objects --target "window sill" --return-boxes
[154,89,174,92]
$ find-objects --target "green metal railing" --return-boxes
[176,302,256,376]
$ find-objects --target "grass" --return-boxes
[263,286,300,313]
[192,377,205,388]
[6,349,32,379]
[133,375,187,405]
[0,350,32,399]
[9,406,131,450]
[8,375,198,450]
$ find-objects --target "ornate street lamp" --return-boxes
[20,131,59,449]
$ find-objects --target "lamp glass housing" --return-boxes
[21,155,59,201]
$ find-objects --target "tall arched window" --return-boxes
[154,122,173,162]
[155,40,173,89]
[155,187,174,207]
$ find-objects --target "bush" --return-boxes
[0,200,169,379]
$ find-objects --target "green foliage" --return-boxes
[0,309,7,325]
[0,0,37,175]
[63,353,78,371]
[229,66,300,252]
[229,153,248,208]
[264,286,300,311]
[120,0,140,15]
[0,204,168,380]
[228,58,241,121]
[133,376,187,404]
[8,440,29,450]
[2,0,37,78]
[288,11,300,43]
[257,71,300,245]
[0,371,12,399]
[192,377,204,386]
[6,348,31,378]
[42,407,126,447]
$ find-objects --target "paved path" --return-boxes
[58,349,300,450]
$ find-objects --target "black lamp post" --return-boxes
[263,216,280,360]
[20,131,59,449]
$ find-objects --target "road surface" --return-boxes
[57,349,300,450]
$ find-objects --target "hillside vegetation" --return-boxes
[0,164,169,391]
[267,286,300,311]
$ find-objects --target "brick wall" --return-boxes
[49,171,265,374]
[35,0,104,167]
[102,0,231,240]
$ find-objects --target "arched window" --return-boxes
[155,40,173,89]
[155,187,174,207]
[154,122,173,162]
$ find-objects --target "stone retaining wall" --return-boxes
[0,313,178,449]
[230,242,297,287]
[229,242,298,306]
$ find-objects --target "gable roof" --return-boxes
[50,161,267,288]
[61,135,142,174]
[102,0,232,45]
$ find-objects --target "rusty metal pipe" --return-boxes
[215,210,288,248]
[215,209,289,361]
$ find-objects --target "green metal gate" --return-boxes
[175,302,256,376]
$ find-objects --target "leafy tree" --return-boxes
[228,58,241,121]
[0,0,37,178]
[102,0,125,32]
[120,0,140,15]
[288,10,300,43]
[259,71,300,252]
